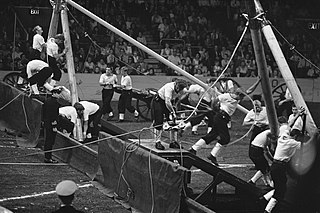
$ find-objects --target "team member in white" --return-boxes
[189,89,244,166]
[287,105,303,136]
[182,78,216,134]
[151,79,188,150]
[74,101,101,140]
[46,34,68,83]
[26,59,55,94]
[117,67,139,122]
[99,67,117,119]
[247,129,274,187]
[58,106,78,137]
[31,25,46,60]
[243,100,269,143]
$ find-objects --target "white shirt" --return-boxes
[158,82,175,100]
[288,113,303,131]
[185,84,212,102]
[26,60,49,78]
[218,93,238,116]
[79,101,99,121]
[121,75,132,90]
[243,107,269,127]
[32,34,45,52]
[99,74,117,89]
[59,106,77,124]
[251,129,271,148]
[273,130,301,162]
[46,38,59,57]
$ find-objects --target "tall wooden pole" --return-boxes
[60,2,83,141]
[65,0,249,114]
[247,1,279,137]
[47,0,61,39]
[254,0,317,134]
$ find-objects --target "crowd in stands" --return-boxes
[0,0,319,78]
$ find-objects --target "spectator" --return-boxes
[97,58,107,71]
[84,56,95,73]
[136,31,147,46]
[160,43,172,59]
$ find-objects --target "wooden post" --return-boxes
[254,0,317,134]
[248,1,279,137]
[47,0,61,39]
[60,3,83,141]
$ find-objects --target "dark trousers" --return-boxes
[250,125,269,143]
[118,90,136,114]
[101,89,114,115]
[44,121,57,160]
[57,115,74,133]
[30,49,41,60]
[202,110,230,145]
[151,96,170,130]
[88,109,102,137]
[28,67,54,86]
[188,100,215,127]
[271,161,288,201]
[249,145,270,174]
[48,55,62,81]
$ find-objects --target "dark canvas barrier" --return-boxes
[98,132,186,213]
[0,81,42,147]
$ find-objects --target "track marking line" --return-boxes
[0,183,92,202]
[191,163,254,172]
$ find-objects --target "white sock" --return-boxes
[192,139,206,151]
[192,125,198,132]
[263,189,275,201]
[170,130,178,142]
[183,122,192,131]
[31,84,40,94]
[207,127,212,133]
[155,129,162,142]
[265,197,277,213]
[134,110,139,116]
[210,143,222,157]
[251,170,263,183]
[109,112,113,116]
[119,113,124,120]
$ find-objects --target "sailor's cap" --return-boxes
[55,180,78,196]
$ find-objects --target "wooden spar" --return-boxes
[253,0,317,134]
[47,0,61,39]
[65,0,248,114]
[249,1,278,137]
[60,3,83,141]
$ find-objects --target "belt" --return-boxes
[273,159,288,165]
[250,144,263,150]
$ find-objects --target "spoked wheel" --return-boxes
[136,99,151,121]
[3,72,29,91]
[214,77,242,94]
[272,82,287,108]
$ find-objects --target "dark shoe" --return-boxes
[207,155,219,166]
[116,119,124,123]
[248,180,256,186]
[169,141,182,149]
[191,131,199,135]
[155,142,165,150]
[44,158,58,164]
[188,147,197,155]
[259,197,268,209]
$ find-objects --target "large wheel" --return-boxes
[136,99,151,121]
[272,82,287,108]
[3,72,29,91]
[135,88,157,121]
